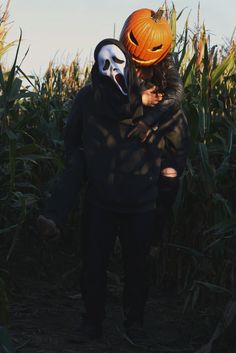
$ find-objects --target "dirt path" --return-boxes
[9,280,210,353]
[3,232,214,353]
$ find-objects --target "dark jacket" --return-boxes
[141,54,191,175]
[63,39,163,213]
[142,54,185,129]
[65,83,161,213]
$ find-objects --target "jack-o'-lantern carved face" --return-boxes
[120,7,172,67]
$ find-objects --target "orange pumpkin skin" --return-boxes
[120,8,172,67]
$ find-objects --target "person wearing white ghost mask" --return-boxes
[37,38,162,347]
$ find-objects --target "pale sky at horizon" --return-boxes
[3,0,236,77]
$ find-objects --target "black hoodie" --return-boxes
[64,38,162,213]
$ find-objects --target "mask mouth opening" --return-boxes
[115,73,128,95]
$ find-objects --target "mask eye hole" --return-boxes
[113,56,125,64]
[151,44,163,52]
[103,59,110,70]
[129,31,138,45]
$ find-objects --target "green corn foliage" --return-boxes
[0,8,88,256]
[0,326,16,353]
[0,28,90,261]
[161,3,236,310]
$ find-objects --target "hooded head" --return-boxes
[91,38,140,120]
[95,40,128,95]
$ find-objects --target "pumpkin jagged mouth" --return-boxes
[132,55,158,65]
[115,73,127,95]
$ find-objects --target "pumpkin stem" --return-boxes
[152,5,165,22]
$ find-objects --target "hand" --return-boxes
[128,120,151,143]
[142,86,164,107]
[37,215,61,240]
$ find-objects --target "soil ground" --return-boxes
[1,226,219,353]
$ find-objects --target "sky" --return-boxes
[3,0,236,77]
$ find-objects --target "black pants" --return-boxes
[80,203,156,326]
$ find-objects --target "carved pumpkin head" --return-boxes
[120,7,172,67]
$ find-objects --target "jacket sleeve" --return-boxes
[43,146,86,226]
[64,88,87,163]
[63,86,89,184]
[42,88,88,226]
[142,54,184,128]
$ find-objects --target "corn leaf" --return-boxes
[211,52,235,87]
[0,326,16,353]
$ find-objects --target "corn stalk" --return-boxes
[155,3,236,310]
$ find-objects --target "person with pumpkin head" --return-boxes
[119,6,191,246]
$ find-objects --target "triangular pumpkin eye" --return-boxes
[151,44,163,51]
[129,31,139,45]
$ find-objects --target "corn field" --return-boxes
[0,1,235,331]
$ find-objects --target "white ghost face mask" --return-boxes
[97,44,128,95]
